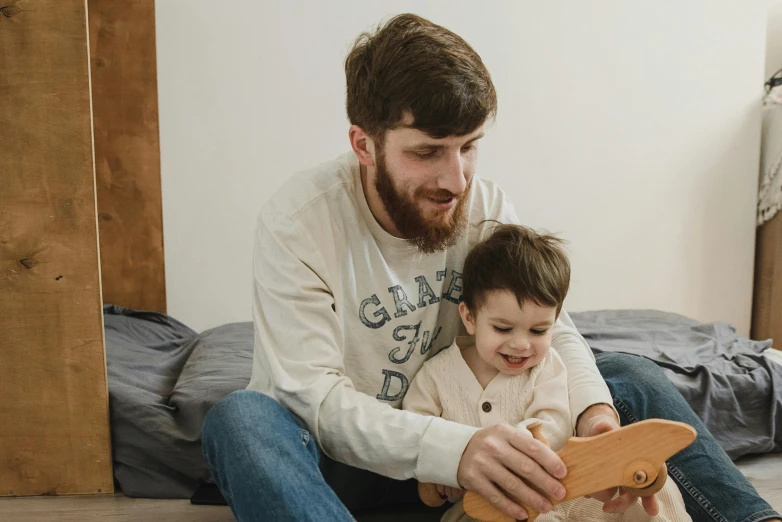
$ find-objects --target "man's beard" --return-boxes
[374,148,471,254]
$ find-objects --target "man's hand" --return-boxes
[457,423,567,520]
[577,404,660,516]
[436,484,465,499]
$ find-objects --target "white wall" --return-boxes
[156,1,766,334]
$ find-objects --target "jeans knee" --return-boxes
[203,390,279,449]
[201,389,319,493]
[204,390,245,436]
[597,352,667,392]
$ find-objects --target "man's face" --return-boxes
[373,123,484,254]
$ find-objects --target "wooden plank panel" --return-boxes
[88,0,166,313]
[752,211,782,350]
[0,0,114,496]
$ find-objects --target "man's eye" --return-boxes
[415,150,437,159]
[531,329,548,336]
[493,326,511,334]
[462,145,475,153]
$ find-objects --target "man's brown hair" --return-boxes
[345,13,497,141]
[461,224,571,315]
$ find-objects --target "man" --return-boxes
[203,13,780,522]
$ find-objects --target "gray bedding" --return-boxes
[105,305,253,498]
[104,306,782,499]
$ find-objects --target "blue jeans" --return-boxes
[202,352,780,522]
[201,389,436,521]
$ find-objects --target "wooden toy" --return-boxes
[419,419,697,521]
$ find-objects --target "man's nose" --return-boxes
[436,152,468,195]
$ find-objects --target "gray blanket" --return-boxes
[105,306,253,497]
[105,306,782,498]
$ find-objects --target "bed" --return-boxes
[104,305,782,517]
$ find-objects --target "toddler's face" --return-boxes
[459,290,556,376]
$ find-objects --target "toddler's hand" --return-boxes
[436,484,466,499]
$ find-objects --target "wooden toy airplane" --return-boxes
[419,419,697,522]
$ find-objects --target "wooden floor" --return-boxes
[0,493,236,522]
[0,459,780,522]
[736,452,782,515]
[1,444,781,522]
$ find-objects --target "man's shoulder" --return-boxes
[462,176,519,248]
[471,175,505,198]
[260,152,358,221]
[467,176,515,225]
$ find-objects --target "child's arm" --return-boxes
[517,350,573,452]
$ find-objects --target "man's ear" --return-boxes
[459,301,477,335]
[349,125,376,167]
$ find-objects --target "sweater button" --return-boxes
[482,402,492,413]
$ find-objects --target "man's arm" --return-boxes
[249,212,478,487]
[550,309,619,431]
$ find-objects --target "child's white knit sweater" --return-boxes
[403,336,573,451]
